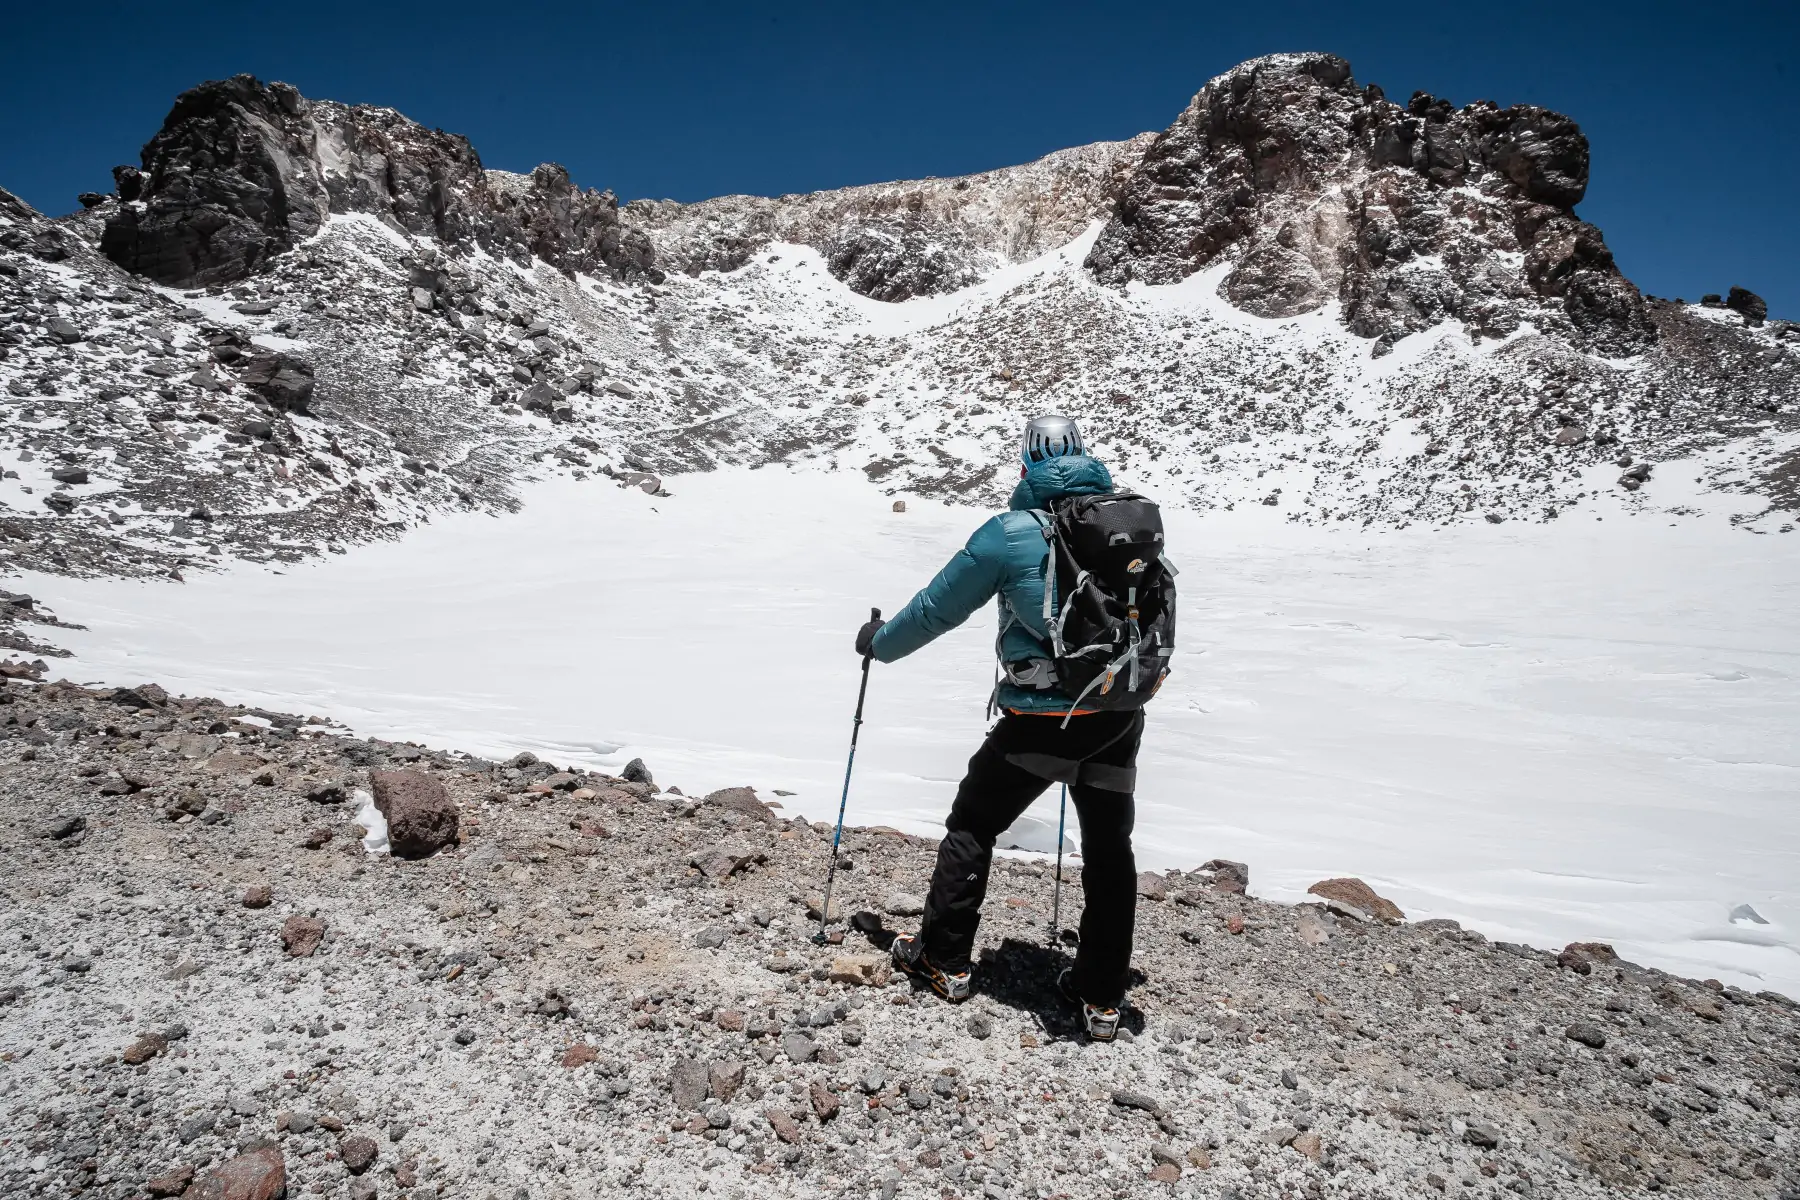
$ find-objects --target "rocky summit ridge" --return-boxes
[1,672,1796,1200]
[0,53,1797,591]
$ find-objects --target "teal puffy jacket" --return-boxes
[870,455,1116,713]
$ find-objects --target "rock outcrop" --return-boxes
[627,136,1153,301]
[1085,53,1655,355]
[98,75,656,288]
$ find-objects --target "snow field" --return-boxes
[19,466,1800,999]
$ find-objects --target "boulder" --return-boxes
[279,915,325,958]
[370,769,459,858]
[704,786,776,824]
[1306,877,1404,923]
[237,351,314,414]
[1199,858,1249,894]
[178,1146,285,1200]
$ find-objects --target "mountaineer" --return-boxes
[856,415,1176,1040]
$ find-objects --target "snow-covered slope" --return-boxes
[4,61,1797,590]
[18,466,1800,1001]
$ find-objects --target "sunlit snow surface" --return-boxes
[20,468,1800,998]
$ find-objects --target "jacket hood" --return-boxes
[1007,455,1114,511]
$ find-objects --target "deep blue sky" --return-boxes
[3,1,1795,316]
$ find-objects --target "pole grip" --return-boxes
[870,607,881,622]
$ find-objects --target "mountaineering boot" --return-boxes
[890,932,971,1002]
[1058,968,1120,1042]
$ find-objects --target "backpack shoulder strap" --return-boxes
[1024,509,1062,653]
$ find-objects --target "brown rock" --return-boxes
[300,826,334,850]
[704,786,776,824]
[123,1032,169,1065]
[1200,858,1249,893]
[1136,872,1169,901]
[809,1079,840,1121]
[146,1163,195,1197]
[337,1134,378,1175]
[714,1009,746,1032]
[371,770,459,858]
[1306,877,1404,923]
[690,843,767,878]
[280,915,325,958]
[1186,1147,1212,1169]
[1291,1130,1323,1161]
[1226,915,1245,935]
[1557,941,1617,975]
[764,1108,801,1144]
[206,750,266,775]
[1148,1162,1181,1183]
[709,1059,746,1102]
[827,954,891,987]
[242,884,272,909]
[560,1043,597,1069]
[180,1147,285,1200]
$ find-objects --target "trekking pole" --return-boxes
[814,607,879,946]
[1048,783,1068,944]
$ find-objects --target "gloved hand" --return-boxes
[855,616,885,658]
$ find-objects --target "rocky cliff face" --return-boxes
[628,136,1153,301]
[1085,53,1654,355]
[98,75,656,289]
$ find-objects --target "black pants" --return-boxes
[918,709,1143,1007]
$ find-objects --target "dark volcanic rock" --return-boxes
[237,351,315,414]
[371,769,459,858]
[1726,286,1768,326]
[1085,52,1655,354]
[101,74,657,288]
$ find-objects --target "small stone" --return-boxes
[805,894,845,922]
[338,1134,378,1175]
[178,1111,217,1142]
[1112,1090,1162,1116]
[242,884,272,909]
[714,1009,745,1033]
[1136,872,1168,900]
[671,1059,710,1109]
[883,892,925,917]
[1565,1023,1607,1050]
[781,1032,818,1063]
[1464,1121,1501,1149]
[280,915,326,958]
[122,1032,168,1065]
[1290,1130,1322,1161]
[809,1079,840,1121]
[621,757,654,786]
[144,1162,194,1197]
[1148,1162,1181,1183]
[765,1108,802,1144]
[709,1059,746,1102]
[40,814,86,840]
[300,826,334,850]
[828,954,890,987]
[561,1043,596,1069]
[966,1012,993,1040]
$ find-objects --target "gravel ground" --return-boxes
[2,674,1796,1200]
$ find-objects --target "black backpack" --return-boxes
[1027,492,1176,715]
